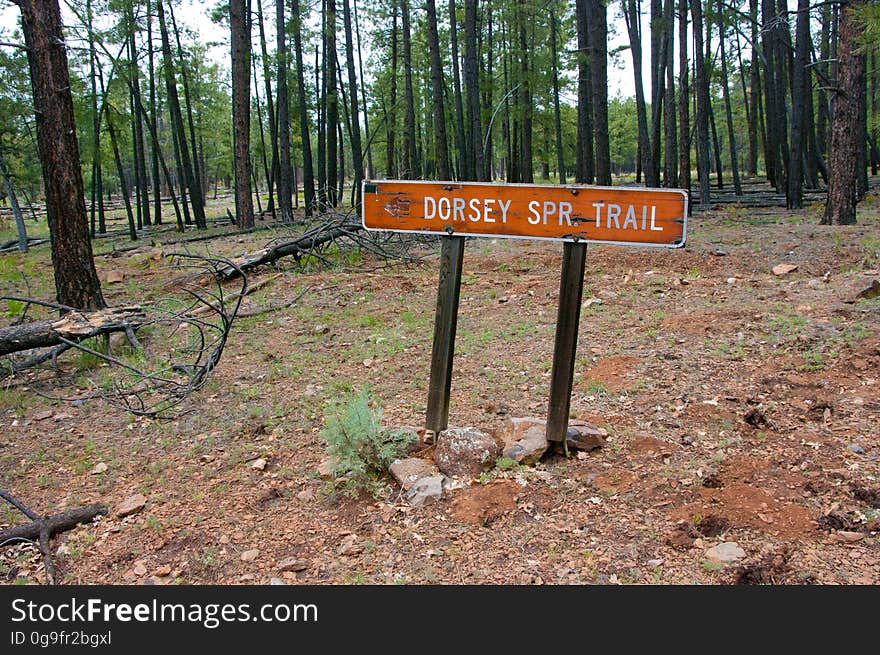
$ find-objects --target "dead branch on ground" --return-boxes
[0,488,107,585]
[0,254,246,417]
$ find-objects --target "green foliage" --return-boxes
[320,387,415,498]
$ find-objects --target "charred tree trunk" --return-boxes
[663,0,677,187]
[167,1,206,227]
[276,0,294,221]
[787,0,810,208]
[691,0,711,208]
[157,0,202,228]
[550,9,565,184]
[589,0,611,185]
[425,0,450,180]
[342,0,365,202]
[401,0,417,179]
[449,0,466,180]
[14,0,105,310]
[678,0,691,191]
[575,0,594,184]
[624,0,654,187]
[386,10,398,179]
[823,1,865,225]
[292,0,315,215]
[146,0,162,225]
[230,0,254,229]
[256,0,278,216]
[325,0,339,204]
[464,0,483,181]
[717,0,741,195]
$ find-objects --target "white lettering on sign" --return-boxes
[591,202,662,231]
[526,200,574,226]
[421,194,665,232]
[424,196,510,223]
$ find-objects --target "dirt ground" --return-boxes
[1,190,879,586]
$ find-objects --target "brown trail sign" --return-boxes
[362,180,687,246]
[362,180,688,444]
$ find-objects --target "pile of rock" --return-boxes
[389,417,607,507]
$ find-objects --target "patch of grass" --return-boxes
[701,559,725,573]
[798,350,826,372]
[861,235,880,269]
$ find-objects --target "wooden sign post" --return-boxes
[362,180,688,442]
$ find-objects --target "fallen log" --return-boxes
[0,237,49,252]
[0,305,145,357]
[217,217,362,279]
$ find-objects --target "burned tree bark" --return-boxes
[12,0,105,311]
[823,1,866,225]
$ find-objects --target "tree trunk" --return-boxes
[649,0,664,186]
[678,0,691,192]
[127,10,149,228]
[449,0,466,180]
[401,0,417,179]
[691,0,711,208]
[623,0,654,187]
[425,0,450,180]
[589,0,611,185]
[167,1,206,227]
[256,0,279,217]
[823,1,865,225]
[14,0,105,310]
[787,0,809,208]
[550,9,565,184]
[157,0,202,228]
[353,2,373,178]
[464,0,483,181]
[87,0,102,236]
[575,0,594,184]
[386,9,398,179]
[717,0,741,195]
[146,0,162,225]
[230,0,254,229]
[276,0,294,221]
[292,0,315,215]
[342,0,365,202]
[663,0,677,187]
[0,151,27,252]
[325,0,339,204]
[517,1,532,183]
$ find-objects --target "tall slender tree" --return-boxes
[276,0,294,220]
[230,0,254,229]
[691,0,711,207]
[400,0,417,179]
[823,1,866,225]
[717,0,741,195]
[575,0,594,184]
[292,0,315,215]
[589,0,610,185]
[12,0,105,310]
[341,0,365,202]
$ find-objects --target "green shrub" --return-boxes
[320,387,415,498]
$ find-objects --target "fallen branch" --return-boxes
[0,504,109,544]
[0,488,108,585]
[218,215,362,279]
[0,237,49,252]
[0,305,146,357]
[1,254,246,418]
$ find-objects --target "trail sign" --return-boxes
[360,179,689,444]
[362,180,688,248]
